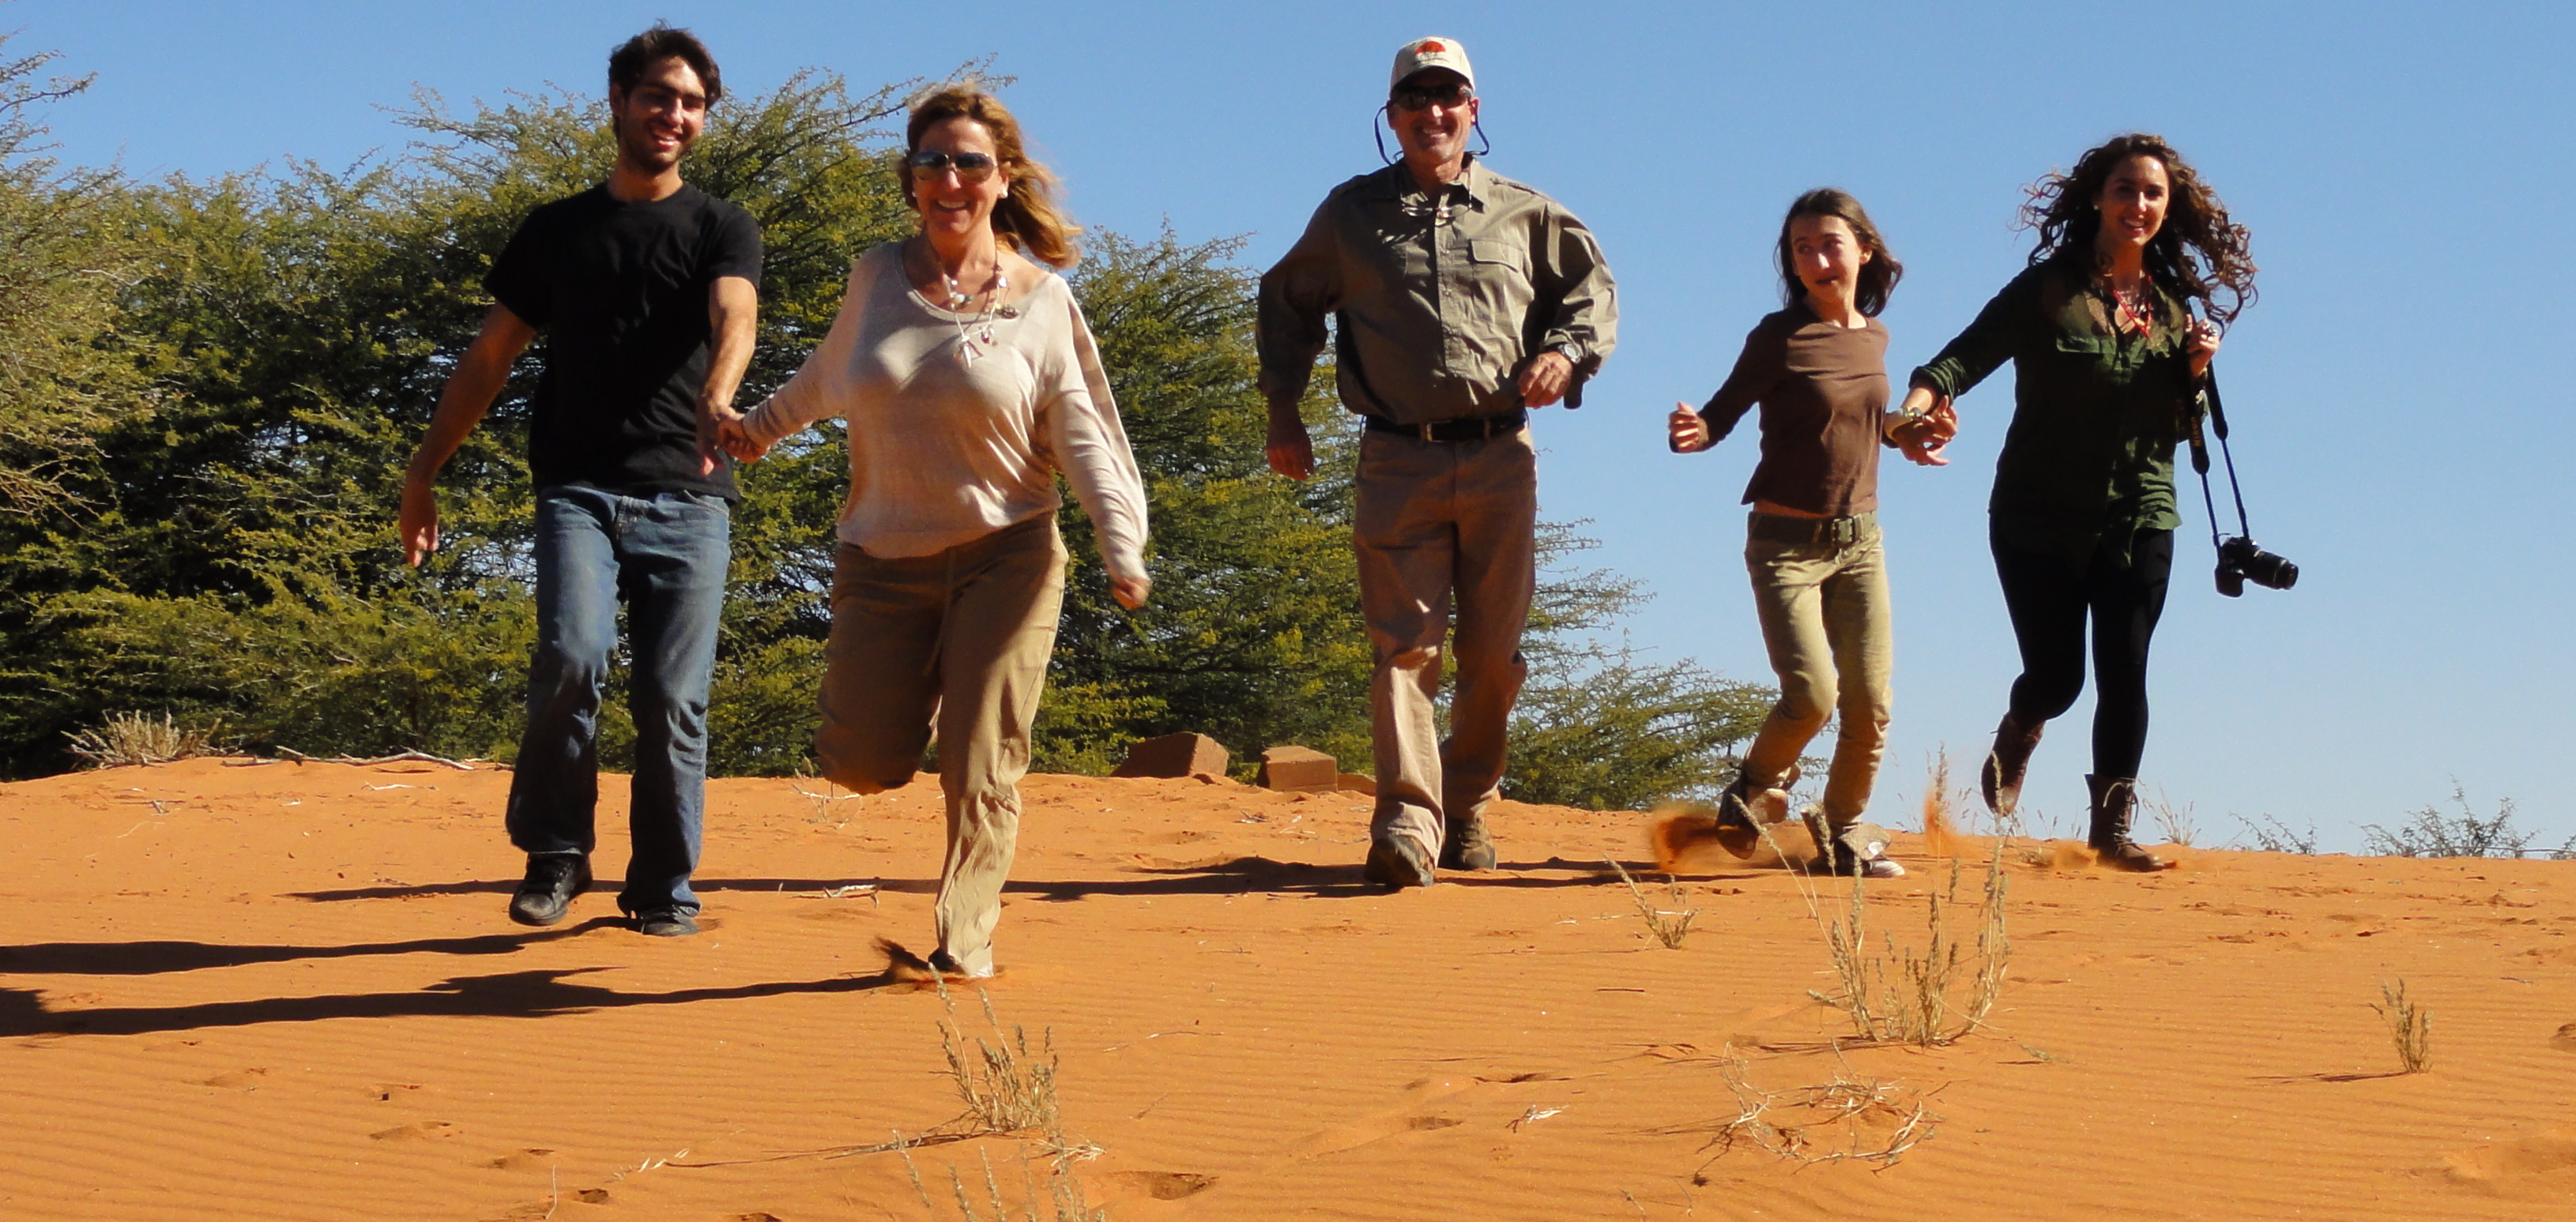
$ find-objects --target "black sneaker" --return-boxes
[633,908,699,938]
[507,853,590,927]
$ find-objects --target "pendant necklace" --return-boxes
[942,262,1010,367]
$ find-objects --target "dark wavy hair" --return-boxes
[1776,188,1901,318]
[2021,133,2256,324]
[901,88,1079,269]
[608,24,721,105]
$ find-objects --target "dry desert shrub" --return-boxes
[2235,814,2320,855]
[902,1143,1107,1222]
[2371,979,2433,1074]
[66,711,221,768]
[1690,1053,1939,1168]
[1799,840,2010,1047]
[934,982,1100,1165]
[1606,856,1697,949]
[2143,784,2198,847]
[2363,784,2570,859]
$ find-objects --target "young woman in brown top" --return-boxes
[1892,133,2254,871]
[1668,190,1946,877]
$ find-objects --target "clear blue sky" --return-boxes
[17,1,2574,851]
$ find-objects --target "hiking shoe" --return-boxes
[1440,814,1497,871]
[633,908,699,938]
[1363,837,1435,889]
[1712,779,1764,858]
[507,853,590,927]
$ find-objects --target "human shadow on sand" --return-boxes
[0,963,909,1038]
[0,920,620,976]
[285,856,1765,906]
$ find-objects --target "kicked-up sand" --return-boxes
[3,758,2573,1219]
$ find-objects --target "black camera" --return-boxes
[2214,535,2297,597]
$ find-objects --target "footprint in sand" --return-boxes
[1105,1171,1218,1201]
[2552,1022,2576,1053]
[483,1149,555,1171]
[368,1120,458,1141]
[198,1068,267,1089]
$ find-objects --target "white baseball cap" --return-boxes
[1389,36,1474,92]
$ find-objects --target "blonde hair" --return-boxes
[902,88,1079,269]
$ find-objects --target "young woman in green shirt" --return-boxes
[1893,133,2257,871]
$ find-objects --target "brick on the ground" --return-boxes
[1110,732,1231,780]
[1335,773,1377,795]
[1257,745,1339,792]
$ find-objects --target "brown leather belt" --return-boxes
[1748,510,1875,549]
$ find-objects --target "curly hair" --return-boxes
[1776,188,1902,318]
[902,88,1079,269]
[2021,133,2256,325]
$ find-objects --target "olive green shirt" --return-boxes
[1910,255,2198,565]
[1257,156,1618,425]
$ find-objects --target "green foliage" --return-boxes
[0,37,140,515]
[1502,524,1772,810]
[1044,230,1372,776]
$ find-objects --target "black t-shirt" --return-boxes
[486,182,763,499]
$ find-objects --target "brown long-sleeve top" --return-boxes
[1697,303,1892,517]
[1256,156,1618,424]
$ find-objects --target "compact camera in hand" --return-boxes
[2213,535,2297,597]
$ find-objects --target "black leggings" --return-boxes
[1991,526,2173,780]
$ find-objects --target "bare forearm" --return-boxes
[701,277,759,413]
[409,359,510,483]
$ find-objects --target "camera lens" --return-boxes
[2241,549,2297,590]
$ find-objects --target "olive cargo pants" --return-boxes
[1353,427,1538,861]
[1738,512,1893,829]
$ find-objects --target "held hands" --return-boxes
[1517,350,1575,408]
[1667,402,1712,453]
[2184,318,2223,378]
[710,406,772,464]
[1889,388,1958,467]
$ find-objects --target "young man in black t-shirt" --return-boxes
[399,25,761,937]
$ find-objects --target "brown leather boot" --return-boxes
[1980,712,2044,815]
[1440,814,1496,871]
[2086,775,2173,872]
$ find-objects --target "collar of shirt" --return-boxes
[1360,153,1492,210]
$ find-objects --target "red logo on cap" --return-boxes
[1418,39,1446,53]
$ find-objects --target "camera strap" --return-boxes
[2186,366,2256,549]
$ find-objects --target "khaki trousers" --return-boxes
[1353,427,1538,859]
[1739,513,1893,829]
[815,515,1065,976]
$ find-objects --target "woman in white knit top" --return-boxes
[724,87,1149,979]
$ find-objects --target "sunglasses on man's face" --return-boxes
[1391,82,1474,111]
[906,150,998,181]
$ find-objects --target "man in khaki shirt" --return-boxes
[1258,36,1618,887]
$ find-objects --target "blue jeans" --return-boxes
[506,484,730,916]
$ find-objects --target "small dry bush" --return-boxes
[1691,1054,1938,1168]
[67,712,221,768]
[2371,979,2433,1074]
[1801,842,2010,1047]
[902,1144,1107,1222]
[2363,785,2563,859]
[934,982,1098,1165]
[1606,856,1696,949]
[2143,785,2198,847]
[2235,814,2319,855]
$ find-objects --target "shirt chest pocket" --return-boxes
[1460,238,1535,340]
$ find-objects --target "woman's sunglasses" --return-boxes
[1390,81,1474,111]
[906,150,999,182]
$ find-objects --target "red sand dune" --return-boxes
[3,758,2573,1219]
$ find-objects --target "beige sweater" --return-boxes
[741,243,1149,583]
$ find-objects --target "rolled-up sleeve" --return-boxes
[1535,205,1617,378]
[1041,295,1151,586]
[1255,201,1345,413]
